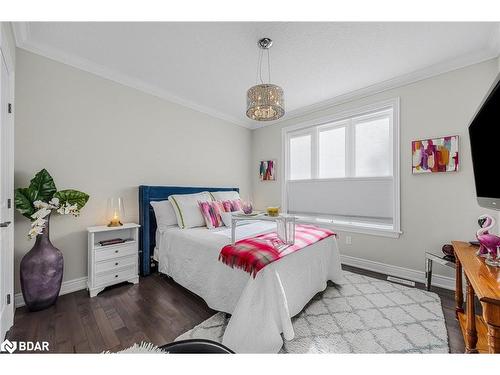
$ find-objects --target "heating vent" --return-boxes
[387,276,415,287]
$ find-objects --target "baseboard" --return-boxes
[13,256,454,308]
[340,254,455,291]
[14,277,88,308]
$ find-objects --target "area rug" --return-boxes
[175,271,449,353]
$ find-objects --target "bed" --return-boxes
[139,185,343,353]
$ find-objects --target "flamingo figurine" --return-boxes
[476,214,500,258]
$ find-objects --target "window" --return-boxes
[289,134,311,180]
[283,99,400,237]
[354,116,391,177]
[319,125,346,178]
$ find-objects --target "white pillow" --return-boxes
[168,191,213,229]
[150,200,178,228]
[210,190,240,201]
[220,211,233,227]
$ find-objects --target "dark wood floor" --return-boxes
[6,265,465,353]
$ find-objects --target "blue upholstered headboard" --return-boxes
[138,185,239,275]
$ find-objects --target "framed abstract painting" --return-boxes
[259,160,276,181]
[412,135,459,174]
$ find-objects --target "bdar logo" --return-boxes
[0,339,17,353]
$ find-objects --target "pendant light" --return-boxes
[246,38,285,121]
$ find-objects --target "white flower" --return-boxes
[31,207,51,220]
[33,200,49,209]
[32,217,47,228]
[49,197,60,207]
[28,225,44,239]
[56,202,80,216]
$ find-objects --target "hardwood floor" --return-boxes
[6,265,465,353]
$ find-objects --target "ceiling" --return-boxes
[13,22,500,129]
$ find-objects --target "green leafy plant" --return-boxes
[15,169,89,238]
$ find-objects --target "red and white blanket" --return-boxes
[219,224,335,278]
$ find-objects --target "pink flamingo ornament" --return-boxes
[476,214,500,257]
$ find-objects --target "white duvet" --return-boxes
[155,221,343,353]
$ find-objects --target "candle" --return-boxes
[107,197,124,227]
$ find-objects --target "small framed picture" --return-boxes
[412,135,459,174]
[259,160,276,181]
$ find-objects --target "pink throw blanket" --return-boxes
[219,224,335,277]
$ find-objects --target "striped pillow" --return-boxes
[221,199,242,212]
[198,201,224,229]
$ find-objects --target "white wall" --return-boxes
[14,49,252,292]
[252,58,499,282]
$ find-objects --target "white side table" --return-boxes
[231,213,296,245]
[87,223,140,297]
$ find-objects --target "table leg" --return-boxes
[231,218,236,244]
[425,258,432,291]
[455,257,464,318]
[465,276,478,353]
[487,324,500,353]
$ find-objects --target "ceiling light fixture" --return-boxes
[246,38,285,122]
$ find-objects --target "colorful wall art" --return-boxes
[259,160,276,181]
[412,135,459,174]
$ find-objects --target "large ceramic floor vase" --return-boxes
[20,217,64,311]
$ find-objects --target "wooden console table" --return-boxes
[452,241,500,353]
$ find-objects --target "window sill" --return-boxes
[295,216,402,238]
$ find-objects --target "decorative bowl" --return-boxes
[242,201,253,215]
[266,207,280,217]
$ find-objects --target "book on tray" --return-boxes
[98,238,127,246]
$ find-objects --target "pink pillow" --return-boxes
[221,199,242,212]
[198,201,223,229]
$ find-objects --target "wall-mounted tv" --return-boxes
[468,73,500,211]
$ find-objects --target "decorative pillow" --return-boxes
[210,190,240,201]
[230,199,242,211]
[198,201,224,229]
[168,192,213,229]
[220,199,242,212]
[220,211,233,227]
[150,200,178,228]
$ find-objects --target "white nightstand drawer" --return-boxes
[94,243,137,262]
[95,255,137,275]
[94,265,137,287]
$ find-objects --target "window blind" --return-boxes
[287,178,393,219]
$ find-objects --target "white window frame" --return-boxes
[281,98,401,238]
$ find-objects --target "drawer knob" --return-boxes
[115,250,119,253]
[115,262,119,266]
[115,275,118,278]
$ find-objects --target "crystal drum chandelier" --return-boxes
[246,38,285,121]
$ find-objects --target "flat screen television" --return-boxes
[468,73,500,211]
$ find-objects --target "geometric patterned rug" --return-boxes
[176,271,449,353]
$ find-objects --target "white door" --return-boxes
[0,47,14,340]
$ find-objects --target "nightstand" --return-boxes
[87,223,140,297]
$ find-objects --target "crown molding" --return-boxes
[13,22,253,129]
[12,22,500,131]
[11,21,29,46]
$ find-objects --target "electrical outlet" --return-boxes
[345,235,352,245]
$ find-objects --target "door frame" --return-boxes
[0,22,15,340]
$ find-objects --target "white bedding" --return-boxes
[156,221,343,353]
